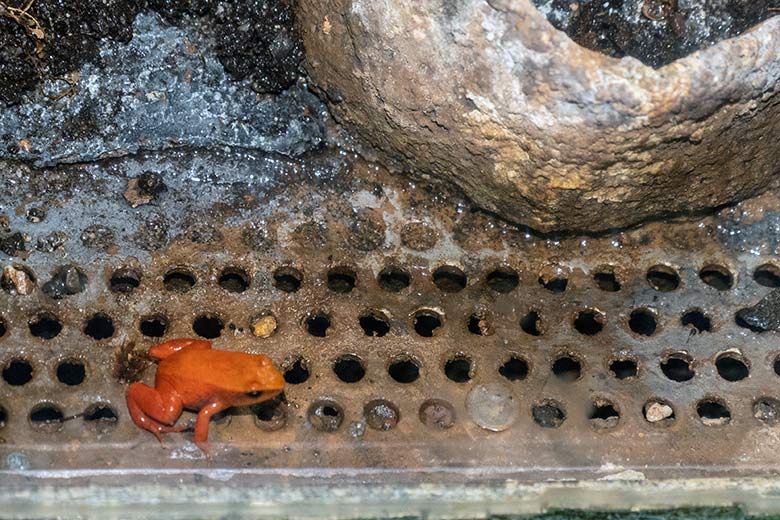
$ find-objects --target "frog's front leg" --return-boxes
[126,381,185,442]
[193,400,231,456]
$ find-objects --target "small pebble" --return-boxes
[467,383,519,432]
[252,315,278,338]
[42,264,87,299]
[2,265,35,295]
[124,171,166,208]
[36,231,66,253]
[0,232,25,256]
[348,421,366,438]
[645,402,674,423]
[25,207,46,223]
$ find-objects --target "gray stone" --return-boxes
[298,0,780,232]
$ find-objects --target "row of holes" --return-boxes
[5,261,780,299]
[253,350,770,385]
[1,349,764,388]
[105,262,780,296]
[0,402,119,431]
[5,393,779,434]
[321,394,780,430]
[0,305,756,343]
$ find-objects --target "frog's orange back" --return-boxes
[156,349,284,406]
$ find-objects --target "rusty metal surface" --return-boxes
[2,146,780,484]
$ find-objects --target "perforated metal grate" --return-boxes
[2,148,780,484]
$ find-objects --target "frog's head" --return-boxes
[240,355,285,404]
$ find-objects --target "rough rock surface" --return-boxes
[297,0,780,232]
[0,0,304,106]
[1,13,324,166]
[736,289,780,333]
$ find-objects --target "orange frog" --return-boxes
[126,338,285,454]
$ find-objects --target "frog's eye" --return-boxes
[246,390,262,398]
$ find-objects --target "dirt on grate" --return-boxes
[533,0,780,68]
[0,0,142,106]
[0,0,303,106]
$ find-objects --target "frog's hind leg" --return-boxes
[126,382,185,442]
[148,338,212,360]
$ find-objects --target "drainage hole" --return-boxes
[644,399,675,425]
[83,404,118,427]
[628,308,657,336]
[307,400,344,432]
[552,355,581,382]
[608,358,638,380]
[333,355,365,383]
[432,265,467,293]
[283,357,310,384]
[660,354,695,382]
[273,267,303,293]
[109,268,141,293]
[539,275,567,293]
[29,311,62,339]
[774,355,780,377]
[84,313,115,340]
[573,309,604,335]
[2,359,33,386]
[444,355,472,383]
[140,315,168,337]
[359,310,390,337]
[419,399,456,430]
[0,316,6,338]
[192,314,224,339]
[364,399,400,431]
[218,267,250,293]
[29,404,64,430]
[520,310,543,336]
[327,266,357,293]
[388,357,419,383]
[163,268,196,293]
[681,309,712,333]
[467,311,494,336]
[0,406,6,429]
[533,400,566,428]
[254,400,280,421]
[56,360,85,386]
[588,399,620,429]
[715,353,749,382]
[697,399,731,426]
[253,397,287,431]
[485,267,519,293]
[413,309,443,337]
[646,265,680,292]
[594,268,621,292]
[377,266,411,292]
[305,313,331,337]
[499,356,529,381]
[699,264,733,291]
[753,397,780,425]
[754,263,780,288]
